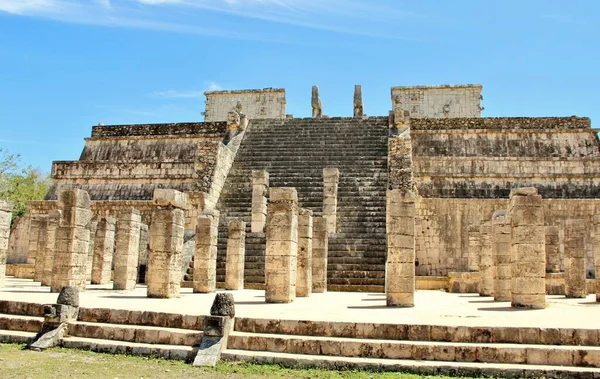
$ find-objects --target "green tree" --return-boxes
[0,149,51,219]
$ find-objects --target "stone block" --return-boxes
[152,189,188,209]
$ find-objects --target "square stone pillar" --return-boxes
[479,220,494,297]
[492,210,511,302]
[147,189,186,298]
[41,210,61,287]
[386,189,416,307]
[138,223,149,283]
[251,170,269,233]
[33,215,48,282]
[545,226,561,273]
[193,210,220,293]
[185,191,207,232]
[265,187,298,303]
[27,214,43,265]
[312,217,328,293]
[84,219,98,283]
[91,216,116,285]
[225,219,246,290]
[297,208,313,297]
[323,168,339,234]
[113,208,141,291]
[593,214,600,302]
[564,219,587,298]
[0,201,12,287]
[509,187,546,309]
[467,225,481,272]
[51,189,92,293]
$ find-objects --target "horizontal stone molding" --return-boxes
[91,122,227,138]
[411,117,591,131]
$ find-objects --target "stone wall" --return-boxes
[45,122,227,201]
[409,117,599,198]
[391,84,482,119]
[416,198,600,276]
[204,88,286,122]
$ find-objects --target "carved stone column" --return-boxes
[297,208,313,297]
[385,189,416,307]
[545,226,560,273]
[564,219,587,298]
[311,85,322,118]
[42,210,61,287]
[312,217,328,293]
[193,210,220,293]
[353,84,363,117]
[492,210,511,302]
[84,219,98,283]
[0,201,12,287]
[265,188,298,303]
[137,223,149,283]
[91,216,116,285]
[225,219,246,290]
[479,220,494,297]
[34,216,48,282]
[113,208,141,291]
[323,168,339,233]
[251,170,269,233]
[467,225,481,273]
[509,187,546,309]
[51,190,92,293]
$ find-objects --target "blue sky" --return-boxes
[0,0,598,171]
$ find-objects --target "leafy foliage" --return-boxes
[0,149,51,218]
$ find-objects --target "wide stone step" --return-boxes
[0,313,43,333]
[61,336,194,361]
[77,307,204,330]
[227,331,600,368]
[0,329,36,344]
[68,321,202,346]
[221,349,600,378]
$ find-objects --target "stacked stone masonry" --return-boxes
[322,168,339,233]
[594,214,600,302]
[91,216,116,285]
[492,211,511,302]
[194,210,220,293]
[225,219,246,290]
[545,226,561,273]
[478,221,494,297]
[204,88,286,122]
[564,219,587,298]
[113,209,141,291]
[42,210,61,287]
[0,201,12,287]
[265,188,298,303]
[297,208,313,297]
[391,84,482,119]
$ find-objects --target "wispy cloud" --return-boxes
[150,89,205,99]
[0,0,425,41]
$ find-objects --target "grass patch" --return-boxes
[0,343,459,379]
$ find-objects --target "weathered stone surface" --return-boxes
[479,221,494,297]
[152,189,188,209]
[265,187,298,303]
[225,219,245,290]
[194,211,220,293]
[297,208,313,297]
[545,226,560,273]
[113,208,141,291]
[509,189,546,309]
[492,211,511,302]
[33,216,48,283]
[312,217,328,293]
[91,216,116,285]
[210,293,235,317]
[251,170,269,233]
[564,219,587,298]
[323,168,339,233]
[311,86,322,118]
[56,286,80,307]
[353,85,363,118]
[391,84,482,119]
[41,210,61,287]
[204,88,286,122]
[0,201,12,287]
[594,214,600,302]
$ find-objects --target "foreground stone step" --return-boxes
[227,331,600,368]
[77,307,204,330]
[0,329,36,344]
[68,321,202,346]
[0,313,44,333]
[61,336,194,361]
[221,349,600,378]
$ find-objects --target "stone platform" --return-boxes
[2,277,598,329]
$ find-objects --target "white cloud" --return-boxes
[206,82,222,91]
[150,89,205,99]
[0,0,57,14]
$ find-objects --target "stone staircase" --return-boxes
[0,300,204,361]
[214,117,389,292]
[223,317,600,377]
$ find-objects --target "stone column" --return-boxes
[251,170,269,233]
[353,84,364,118]
[33,216,48,282]
[42,210,61,287]
[594,214,600,302]
[147,189,186,298]
[84,219,98,283]
[492,211,511,302]
[467,225,480,272]
[193,210,220,293]
[386,189,416,307]
[137,223,149,283]
[0,201,12,287]
[323,168,339,234]
[479,220,494,297]
[265,188,298,303]
[27,214,42,265]
[564,219,587,298]
[113,208,141,291]
[297,208,313,297]
[312,217,328,293]
[225,219,246,290]
[545,226,561,273]
[51,189,92,293]
[91,216,116,285]
[509,187,546,309]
